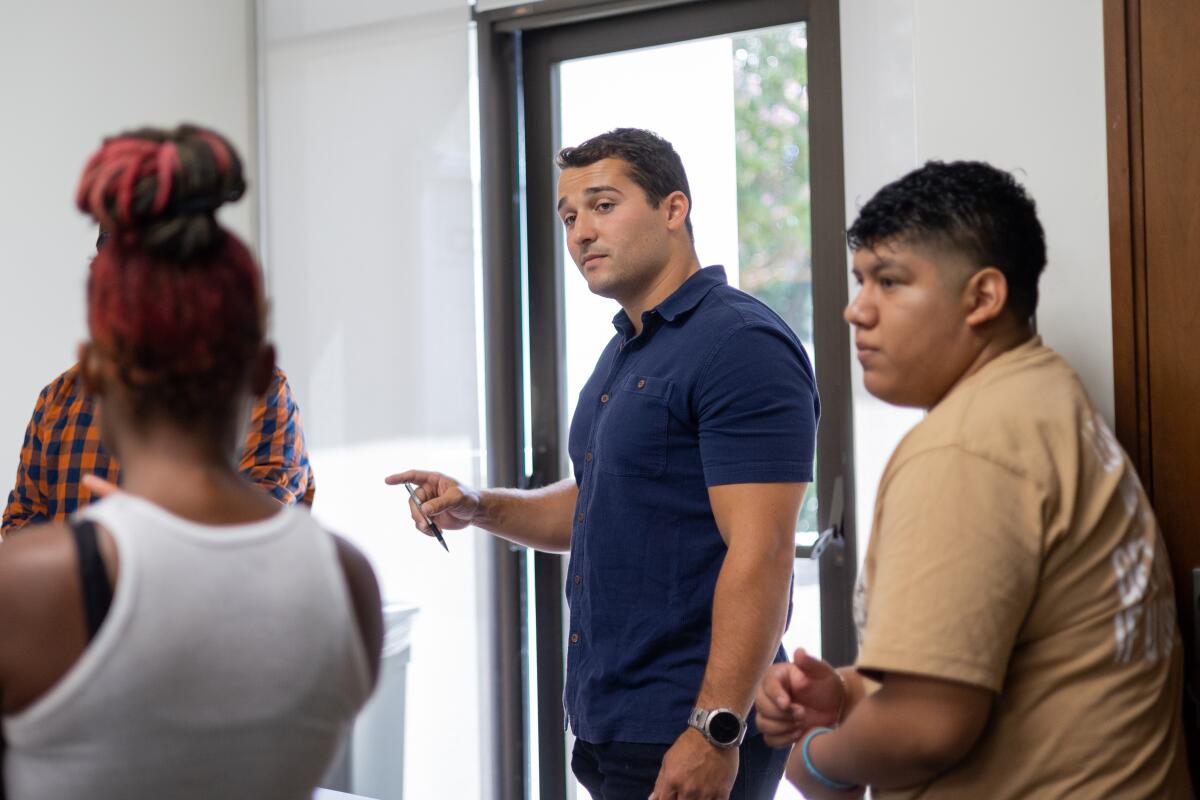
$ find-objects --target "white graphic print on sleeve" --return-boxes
[1088,414,1177,665]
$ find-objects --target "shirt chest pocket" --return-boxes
[598,374,674,479]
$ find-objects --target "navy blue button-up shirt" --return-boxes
[564,265,819,745]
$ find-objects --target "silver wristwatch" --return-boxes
[688,706,747,749]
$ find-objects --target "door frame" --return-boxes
[1104,0,1200,772]
[475,2,853,796]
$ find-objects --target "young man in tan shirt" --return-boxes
[755,161,1192,799]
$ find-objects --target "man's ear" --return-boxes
[251,344,277,397]
[963,267,1009,328]
[663,190,690,234]
[77,342,104,396]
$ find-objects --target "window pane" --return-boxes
[260,6,492,799]
[556,23,815,799]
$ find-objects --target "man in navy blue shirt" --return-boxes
[390,128,818,800]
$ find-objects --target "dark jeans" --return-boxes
[571,733,788,800]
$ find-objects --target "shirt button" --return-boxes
[574,575,582,585]
[576,512,585,524]
[637,378,646,389]
[584,452,593,463]
[600,393,609,404]
[570,633,580,643]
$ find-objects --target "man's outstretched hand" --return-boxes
[385,469,480,538]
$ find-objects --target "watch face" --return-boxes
[708,711,742,744]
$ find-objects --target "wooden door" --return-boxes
[1105,0,1200,769]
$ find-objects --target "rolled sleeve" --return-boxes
[238,369,316,506]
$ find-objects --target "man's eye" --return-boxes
[879,276,897,289]
[595,201,614,212]
[562,215,575,227]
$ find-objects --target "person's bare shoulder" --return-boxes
[0,521,119,715]
[0,523,83,665]
[0,521,78,602]
[331,535,383,687]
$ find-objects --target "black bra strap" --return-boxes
[69,518,113,641]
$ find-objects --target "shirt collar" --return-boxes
[611,265,728,337]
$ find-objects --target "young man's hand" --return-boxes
[756,648,845,746]
[649,726,738,800]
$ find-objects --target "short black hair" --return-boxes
[556,127,694,241]
[847,160,1047,323]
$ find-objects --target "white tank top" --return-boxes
[3,493,373,800]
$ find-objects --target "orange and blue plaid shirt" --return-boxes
[2,364,316,533]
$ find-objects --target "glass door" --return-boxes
[555,24,819,800]
[476,2,854,797]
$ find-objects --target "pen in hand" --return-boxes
[404,482,449,552]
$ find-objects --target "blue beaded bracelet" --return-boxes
[800,726,859,792]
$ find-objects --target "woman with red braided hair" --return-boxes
[0,125,382,799]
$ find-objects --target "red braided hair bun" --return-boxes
[77,124,265,427]
[77,124,245,260]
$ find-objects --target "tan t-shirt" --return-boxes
[855,337,1192,799]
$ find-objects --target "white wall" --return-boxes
[840,0,1113,550]
[910,0,1113,423]
[0,0,258,472]
[259,2,481,454]
[840,0,926,560]
[258,3,490,797]
[840,0,1113,420]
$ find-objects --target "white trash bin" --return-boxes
[351,603,419,799]
[322,603,418,800]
